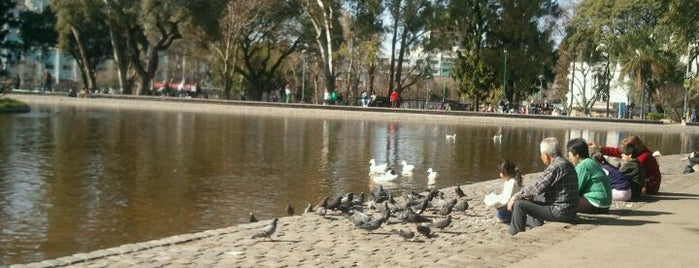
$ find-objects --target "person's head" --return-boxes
[620,135,649,153]
[620,143,638,162]
[591,151,610,166]
[539,137,561,165]
[566,138,590,165]
[499,160,523,187]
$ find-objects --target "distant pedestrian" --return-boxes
[285,84,292,103]
[390,90,399,108]
[43,71,52,92]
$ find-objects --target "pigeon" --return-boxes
[391,228,415,241]
[303,203,313,213]
[286,203,295,216]
[455,185,466,198]
[314,196,329,211]
[251,218,278,240]
[416,224,434,238]
[454,198,470,212]
[249,212,258,223]
[326,195,343,211]
[406,207,432,223]
[434,198,457,216]
[430,215,452,231]
[356,217,385,233]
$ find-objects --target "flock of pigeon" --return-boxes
[250,183,471,242]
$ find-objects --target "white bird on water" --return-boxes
[426,168,438,185]
[401,160,415,175]
[372,168,399,183]
[445,134,456,141]
[493,133,502,142]
[369,159,388,174]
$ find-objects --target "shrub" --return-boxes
[645,112,664,120]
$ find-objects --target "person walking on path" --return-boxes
[43,71,52,92]
[390,90,399,108]
[507,137,579,236]
[285,84,292,103]
[566,138,612,214]
[589,135,661,194]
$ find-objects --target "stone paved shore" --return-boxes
[8,94,699,267]
[11,151,697,267]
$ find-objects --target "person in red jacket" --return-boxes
[389,90,399,108]
[589,135,661,195]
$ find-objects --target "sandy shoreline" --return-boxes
[7,93,699,267]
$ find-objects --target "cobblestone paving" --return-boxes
[14,154,693,268]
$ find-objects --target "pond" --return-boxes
[1,102,697,265]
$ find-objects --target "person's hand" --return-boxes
[507,197,516,211]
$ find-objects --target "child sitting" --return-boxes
[484,160,522,223]
[592,152,632,201]
[619,144,647,201]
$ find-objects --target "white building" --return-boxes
[2,0,79,90]
[566,60,631,118]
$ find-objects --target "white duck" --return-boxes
[426,168,438,185]
[372,168,399,183]
[401,160,415,175]
[445,134,456,141]
[493,133,502,142]
[369,159,388,174]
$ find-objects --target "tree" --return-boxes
[439,0,497,111]
[233,0,303,100]
[385,0,435,96]
[296,0,343,96]
[488,0,556,105]
[52,0,112,91]
[103,0,226,95]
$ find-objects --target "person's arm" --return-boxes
[599,146,622,157]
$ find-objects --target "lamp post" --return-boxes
[683,44,692,123]
[302,49,306,103]
[503,49,508,97]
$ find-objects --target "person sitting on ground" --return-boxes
[589,135,661,194]
[592,152,632,201]
[618,144,647,201]
[567,138,612,214]
[507,137,579,236]
[484,160,523,224]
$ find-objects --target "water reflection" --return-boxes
[1,104,698,266]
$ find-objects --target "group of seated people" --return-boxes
[483,135,661,235]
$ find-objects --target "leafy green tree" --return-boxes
[438,0,497,111]
[52,0,112,91]
[17,7,57,52]
[488,0,555,105]
[103,0,226,95]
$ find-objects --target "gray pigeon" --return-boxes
[249,212,258,223]
[430,215,452,231]
[416,224,434,238]
[391,228,415,241]
[286,203,295,216]
[454,198,469,212]
[455,185,466,198]
[303,203,313,213]
[251,218,278,240]
[356,217,385,233]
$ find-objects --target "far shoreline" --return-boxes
[8,92,699,134]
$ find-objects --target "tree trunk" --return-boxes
[70,26,96,91]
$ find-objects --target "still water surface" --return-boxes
[1,103,697,265]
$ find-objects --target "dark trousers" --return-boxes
[508,199,573,235]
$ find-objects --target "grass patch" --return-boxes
[0,97,28,110]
